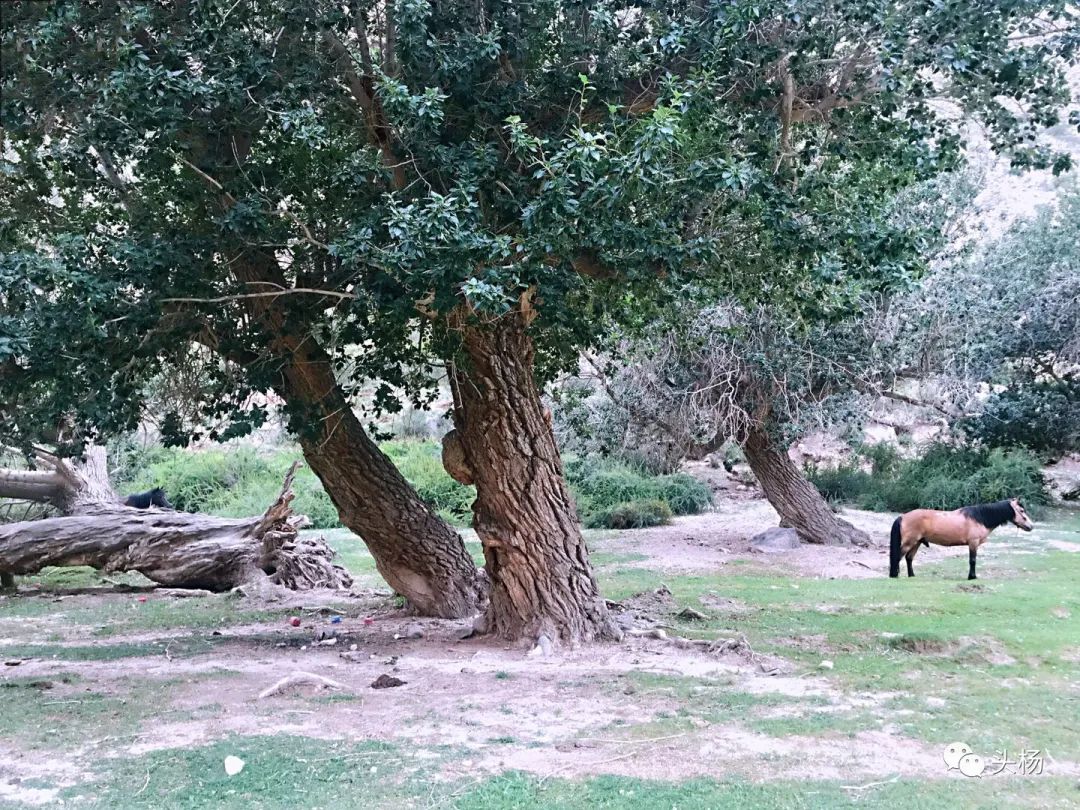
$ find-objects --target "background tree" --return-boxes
[2,1,1076,640]
[896,185,1080,458]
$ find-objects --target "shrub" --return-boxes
[564,456,712,527]
[809,442,1049,515]
[122,446,273,514]
[963,380,1080,458]
[808,463,874,504]
[655,473,713,516]
[113,441,712,533]
[381,440,475,523]
[584,499,673,530]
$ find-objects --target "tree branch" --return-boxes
[162,288,357,306]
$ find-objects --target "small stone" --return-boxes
[371,674,407,689]
[403,623,424,639]
[750,528,801,553]
[224,755,245,776]
[317,638,338,646]
[677,607,708,621]
[350,644,358,651]
[819,660,834,670]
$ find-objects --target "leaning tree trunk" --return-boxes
[445,308,616,645]
[230,254,485,618]
[742,425,870,546]
[0,448,351,591]
[278,355,485,618]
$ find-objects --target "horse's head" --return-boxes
[1009,498,1033,531]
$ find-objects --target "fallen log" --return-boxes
[0,449,351,592]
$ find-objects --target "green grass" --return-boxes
[455,772,1080,809]
[2,510,1077,808]
[63,736,415,808]
[0,591,304,640]
[28,735,1080,809]
[591,530,1080,755]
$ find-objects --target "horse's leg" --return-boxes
[968,544,978,580]
[905,543,920,577]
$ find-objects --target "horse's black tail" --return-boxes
[889,516,903,578]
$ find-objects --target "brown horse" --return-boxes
[889,498,1033,580]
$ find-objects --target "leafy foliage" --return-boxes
[564,457,712,527]
[117,445,340,528]
[112,440,711,529]
[963,380,1080,457]
[584,499,673,531]
[893,184,1080,455]
[1,0,1076,452]
[809,443,1049,514]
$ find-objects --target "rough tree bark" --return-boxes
[231,254,486,618]
[0,448,352,590]
[446,307,617,645]
[742,425,870,546]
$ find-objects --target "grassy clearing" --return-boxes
[49,734,1080,810]
[1,511,1076,808]
[0,674,232,751]
[592,532,1080,756]
[0,591,301,639]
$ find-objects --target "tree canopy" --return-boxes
[3,0,1076,449]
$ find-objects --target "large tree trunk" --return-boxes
[230,254,485,618]
[742,425,869,546]
[0,450,352,591]
[447,310,616,645]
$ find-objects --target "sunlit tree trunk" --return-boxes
[446,310,617,644]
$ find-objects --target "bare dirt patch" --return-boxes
[0,589,951,795]
[592,499,897,580]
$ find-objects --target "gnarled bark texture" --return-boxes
[0,450,352,590]
[742,425,869,546]
[449,312,616,645]
[232,254,486,618]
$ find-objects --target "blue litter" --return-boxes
[330,615,343,624]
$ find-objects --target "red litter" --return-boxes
[363,617,374,626]
[289,616,301,627]
[136,596,148,603]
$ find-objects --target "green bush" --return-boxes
[114,440,479,529]
[963,380,1080,458]
[807,463,875,504]
[809,442,1049,515]
[654,473,713,516]
[584,498,673,530]
[117,446,344,529]
[113,441,712,533]
[381,440,475,522]
[565,456,712,527]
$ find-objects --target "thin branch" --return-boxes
[162,288,356,305]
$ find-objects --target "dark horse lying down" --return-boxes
[890,498,1033,580]
[124,487,174,510]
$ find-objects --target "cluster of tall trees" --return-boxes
[2,0,1076,643]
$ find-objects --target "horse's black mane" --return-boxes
[960,500,1015,529]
